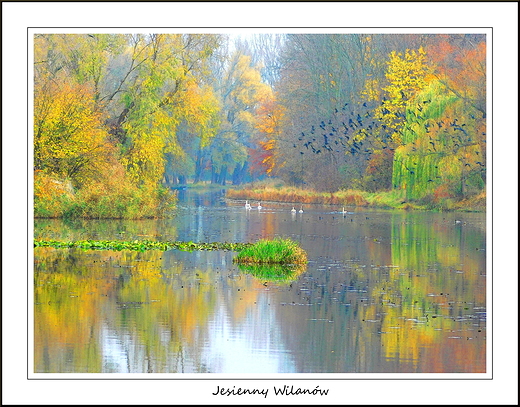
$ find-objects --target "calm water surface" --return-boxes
[34,189,486,373]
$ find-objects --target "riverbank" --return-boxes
[34,172,178,219]
[226,183,486,212]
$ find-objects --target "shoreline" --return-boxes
[225,186,486,213]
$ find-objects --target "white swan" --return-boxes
[245,200,251,209]
[257,201,262,210]
[299,205,303,213]
[291,207,297,213]
[342,207,347,214]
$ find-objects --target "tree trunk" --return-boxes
[210,160,219,184]
[218,165,228,185]
[194,148,204,183]
[239,161,249,184]
[163,173,174,187]
[232,163,241,185]
[232,162,250,185]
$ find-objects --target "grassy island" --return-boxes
[232,238,307,265]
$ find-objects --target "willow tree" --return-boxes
[392,80,485,204]
[391,36,486,204]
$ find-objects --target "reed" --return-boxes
[228,183,484,212]
[233,238,307,265]
[226,186,368,206]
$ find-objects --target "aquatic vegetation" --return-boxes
[35,238,308,275]
[34,238,308,266]
[34,239,252,253]
[233,238,307,265]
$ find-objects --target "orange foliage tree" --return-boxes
[250,94,286,177]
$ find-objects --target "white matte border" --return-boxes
[3,1,517,405]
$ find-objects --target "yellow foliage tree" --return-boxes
[376,47,434,144]
[34,80,112,187]
[121,34,222,187]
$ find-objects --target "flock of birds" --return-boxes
[244,200,349,215]
[293,99,485,179]
[295,101,381,158]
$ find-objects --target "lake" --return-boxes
[33,188,487,373]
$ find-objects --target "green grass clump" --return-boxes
[232,238,307,265]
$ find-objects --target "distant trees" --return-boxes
[158,39,276,186]
[207,51,273,185]
[34,33,486,217]
[268,33,486,203]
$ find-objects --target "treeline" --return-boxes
[34,33,486,218]
[267,34,486,209]
[34,34,274,217]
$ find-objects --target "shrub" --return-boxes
[34,171,177,219]
[34,171,77,218]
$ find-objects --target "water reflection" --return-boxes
[237,263,306,284]
[34,189,486,373]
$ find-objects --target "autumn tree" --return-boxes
[205,50,273,185]
[250,93,286,177]
[374,47,434,144]
[34,80,112,186]
[390,36,486,202]
[33,33,223,217]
